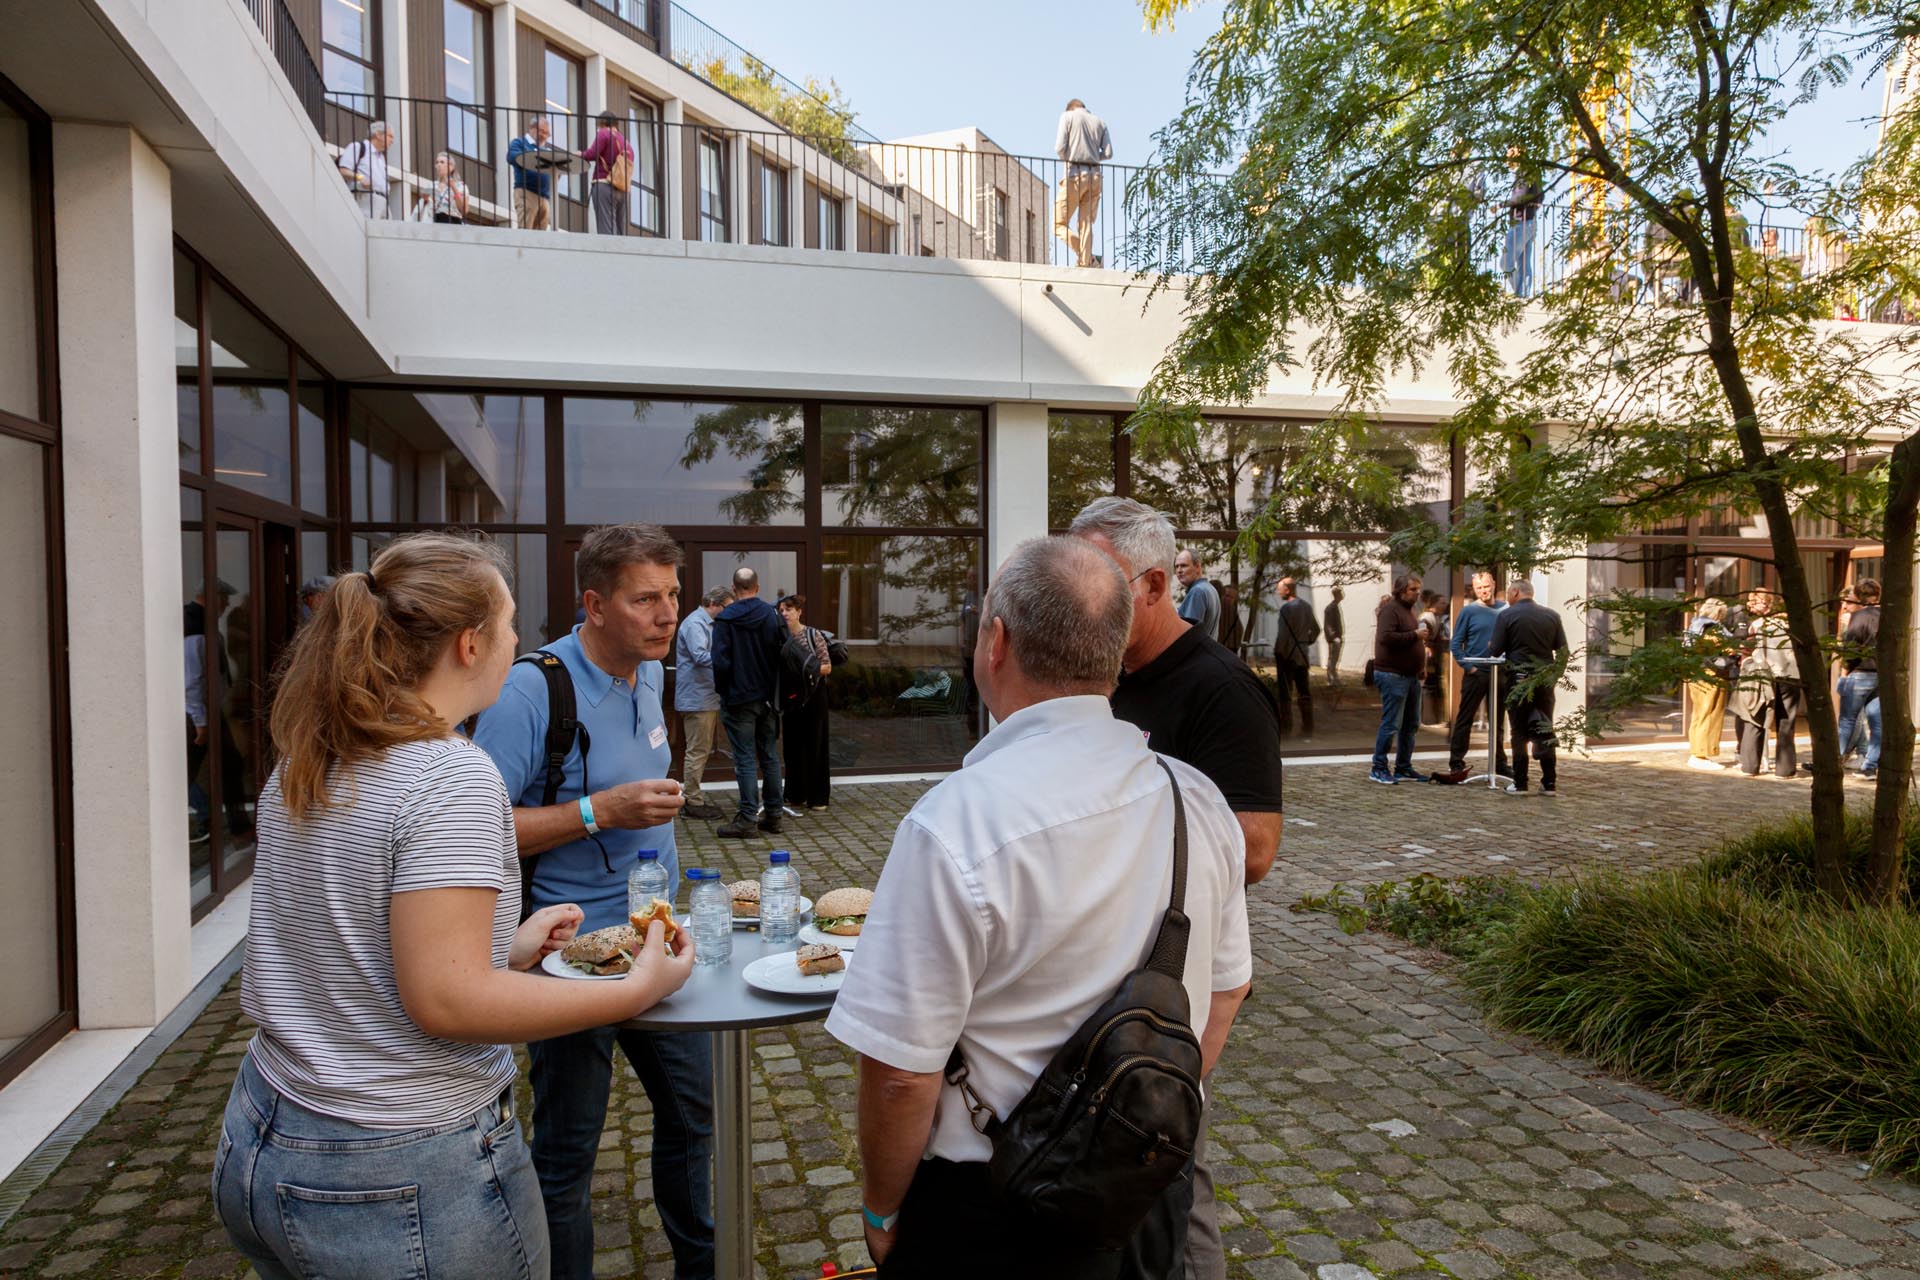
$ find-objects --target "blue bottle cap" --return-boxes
[769,850,790,865]
[684,867,705,881]
[637,848,659,861]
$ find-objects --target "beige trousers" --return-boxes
[513,188,551,230]
[1053,169,1102,266]
[1687,681,1729,758]
[681,709,721,804]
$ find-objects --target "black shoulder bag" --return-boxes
[943,758,1205,1248]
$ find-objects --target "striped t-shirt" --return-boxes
[242,736,520,1128]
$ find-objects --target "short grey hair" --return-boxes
[984,537,1131,692]
[1177,546,1206,571]
[369,120,391,138]
[732,567,759,593]
[577,523,684,599]
[701,586,733,608]
[1068,496,1176,579]
[1508,578,1536,599]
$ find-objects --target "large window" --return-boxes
[698,134,729,242]
[991,188,1009,259]
[443,0,490,160]
[564,397,803,526]
[544,49,583,206]
[321,0,379,97]
[625,95,664,236]
[759,158,789,246]
[350,391,544,524]
[0,77,74,1088]
[817,190,844,251]
[823,405,982,528]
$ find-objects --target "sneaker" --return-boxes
[1862,766,1879,779]
[1504,782,1528,794]
[1540,784,1557,796]
[1368,769,1398,785]
[683,801,724,822]
[1393,768,1429,783]
[715,820,753,839]
[808,802,830,812]
[1686,756,1726,771]
[759,813,783,835]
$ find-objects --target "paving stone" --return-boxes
[0,764,1914,1278]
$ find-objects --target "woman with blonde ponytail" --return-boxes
[212,532,693,1280]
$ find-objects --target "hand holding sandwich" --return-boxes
[623,916,696,1006]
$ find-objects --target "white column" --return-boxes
[493,2,518,220]
[53,125,191,1029]
[586,54,608,119]
[729,133,749,243]
[987,403,1050,578]
[383,0,410,219]
[663,98,686,239]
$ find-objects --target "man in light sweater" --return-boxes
[1054,99,1113,267]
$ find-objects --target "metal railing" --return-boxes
[318,92,1906,322]
[665,2,879,144]
[240,0,325,135]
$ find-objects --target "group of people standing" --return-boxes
[1684,579,1884,778]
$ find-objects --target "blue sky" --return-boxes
[685,1,1889,178]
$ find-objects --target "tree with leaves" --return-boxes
[698,57,862,164]
[1128,0,1920,901]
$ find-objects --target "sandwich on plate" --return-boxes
[795,942,844,976]
[812,887,872,937]
[728,880,761,918]
[561,924,641,976]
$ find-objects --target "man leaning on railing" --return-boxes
[339,121,393,220]
[1054,99,1112,268]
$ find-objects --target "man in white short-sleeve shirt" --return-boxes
[826,536,1253,1278]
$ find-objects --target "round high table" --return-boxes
[622,933,841,1280]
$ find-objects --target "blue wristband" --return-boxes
[578,795,599,835]
[862,1204,899,1232]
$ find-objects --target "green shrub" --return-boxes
[1292,874,1527,956]
[1462,872,1920,1177]
[1702,807,1920,904]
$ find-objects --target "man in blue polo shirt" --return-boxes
[473,522,713,1280]
[508,116,555,230]
[1442,570,1509,780]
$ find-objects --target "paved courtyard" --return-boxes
[0,750,1915,1279]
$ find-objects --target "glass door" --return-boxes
[674,541,807,781]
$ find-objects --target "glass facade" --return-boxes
[565,397,800,526]
[0,75,73,1087]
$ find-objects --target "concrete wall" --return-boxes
[53,125,192,1030]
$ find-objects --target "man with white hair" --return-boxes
[829,536,1252,1276]
[338,121,393,219]
[1070,496,1281,1280]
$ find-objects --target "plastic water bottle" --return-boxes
[760,850,801,945]
[687,869,732,967]
[627,848,669,919]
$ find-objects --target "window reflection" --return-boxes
[564,398,802,526]
[819,534,981,769]
[350,391,544,523]
[0,100,35,421]
[1046,412,1118,529]
[822,405,982,528]
[1587,542,1688,738]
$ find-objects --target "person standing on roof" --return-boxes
[1054,99,1113,268]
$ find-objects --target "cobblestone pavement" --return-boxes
[2,750,1916,1279]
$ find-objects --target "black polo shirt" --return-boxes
[1111,624,1285,812]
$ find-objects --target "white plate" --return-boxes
[731,895,812,929]
[798,922,859,951]
[541,948,627,981]
[743,949,851,995]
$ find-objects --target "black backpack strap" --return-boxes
[512,651,590,918]
[1144,757,1192,981]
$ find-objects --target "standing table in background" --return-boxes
[1458,655,1507,790]
[622,934,840,1280]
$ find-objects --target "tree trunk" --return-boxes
[1868,434,1920,903]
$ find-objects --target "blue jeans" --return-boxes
[213,1053,547,1280]
[1838,671,1883,770]
[527,1026,714,1280]
[721,701,783,823]
[1503,214,1538,297]
[1372,670,1422,774]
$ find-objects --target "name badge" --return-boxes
[649,724,668,750]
